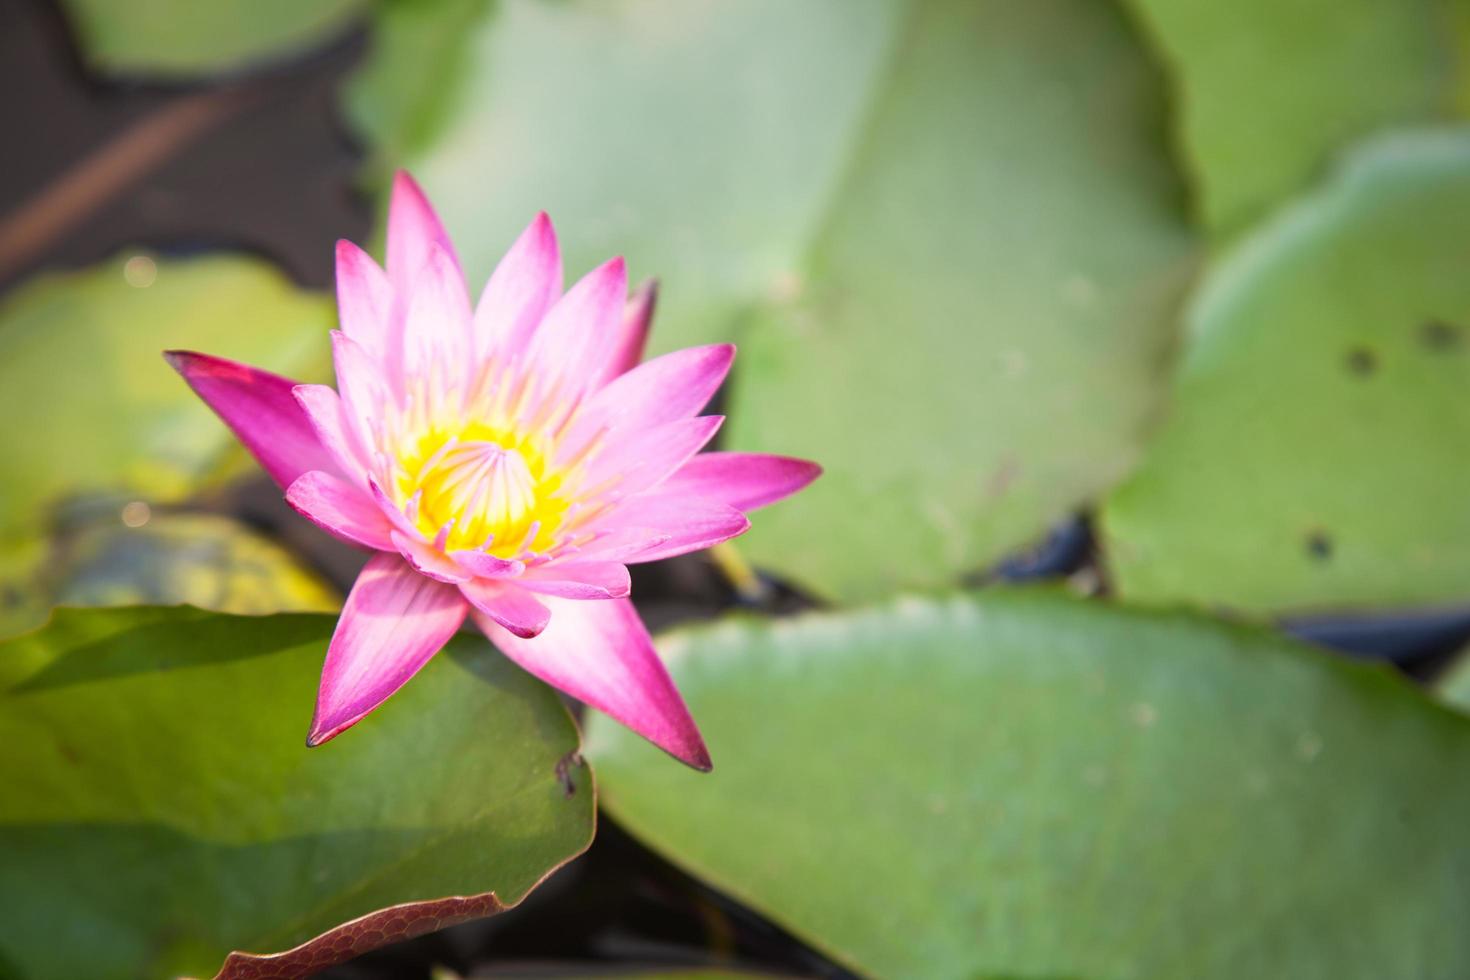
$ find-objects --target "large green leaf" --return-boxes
[350,3,1194,602]
[0,511,339,640]
[724,0,1195,601]
[0,607,593,979]
[58,0,365,76]
[587,591,1470,980]
[1101,130,1470,615]
[1125,0,1463,234]
[0,253,329,550]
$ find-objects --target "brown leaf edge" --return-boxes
[205,752,595,980]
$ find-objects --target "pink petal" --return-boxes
[527,257,627,394]
[475,596,710,770]
[402,243,474,383]
[368,478,423,538]
[570,344,734,451]
[392,530,472,584]
[582,493,750,563]
[460,580,551,638]
[307,552,468,746]
[451,549,526,579]
[335,240,394,360]
[331,331,390,440]
[660,452,823,513]
[592,278,657,386]
[572,526,673,562]
[293,384,369,480]
[519,561,631,599]
[583,415,724,498]
[164,351,335,490]
[385,171,460,298]
[286,470,395,551]
[475,212,563,360]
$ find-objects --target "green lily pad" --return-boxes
[0,510,339,640]
[0,606,593,979]
[1125,0,1463,233]
[58,0,365,77]
[587,590,1470,980]
[0,252,330,552]
[724,0,1196,601]
[1101,130,1470,615]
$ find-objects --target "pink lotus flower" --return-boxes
[166,174,818,769]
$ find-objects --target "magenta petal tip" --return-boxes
[163,348,337,490]
[688,747,713,773]
[304,714,371,748]
[305,711,355,748]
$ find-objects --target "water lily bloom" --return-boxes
[166,174,819,770]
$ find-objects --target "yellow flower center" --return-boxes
[395,422,572,556]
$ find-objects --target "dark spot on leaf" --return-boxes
[1305,531,1333,562]
[1344,347,1377,376]
[1420,319,1463,352]
[555,751,584,798]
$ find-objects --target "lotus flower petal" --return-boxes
[286,470,395,551]
[293,383,369,479]
[392,530,473,584]
[475,212,562,360]
[164,351,336,490]
[526,256,627,395]
[308,552,468,746]
[335,239,393,360]
[660,452,823,513]
[403,243,473,383]
[451,548,526,579]
[581,493,751,563]
[386,171,460,297]
[330,330,392,445]
[595,279,657,385]
[474,596,710,770]
[581,415,724,499]
[460,580,551,638]
[519,561,632,599]
[572,343,734,442]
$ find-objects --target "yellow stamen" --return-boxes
[395,421,572,555]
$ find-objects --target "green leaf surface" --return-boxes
[0,606,592,979]
[724,0,1196,601]
[587,591,1470,980]
[1101,130,1470,615]
[351,2,1194,603]
[0,252,330,552]
[58,0,365,76]
[1435,645,1470,713]
[0,511,339,641]
[1125,0,1463,234]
